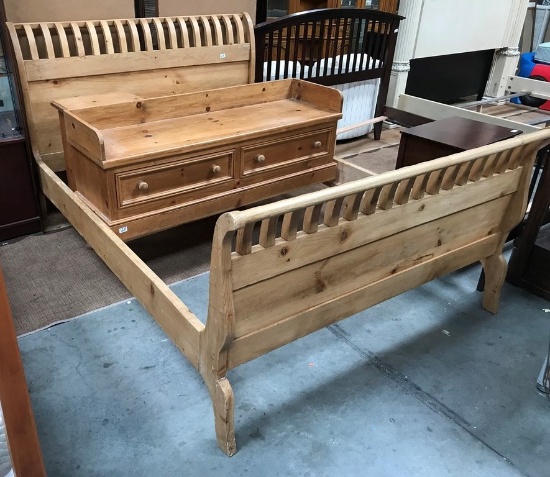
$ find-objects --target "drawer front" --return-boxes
[116,150,234,208]
[242,128,332,177]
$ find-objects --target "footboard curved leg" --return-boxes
[480,253,507,314]
[210,376,237,456]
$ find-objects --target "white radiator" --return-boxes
[312,54,381,140]
[263,55,381,140]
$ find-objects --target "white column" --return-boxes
[386,0,424,108]
[485,0,529,97]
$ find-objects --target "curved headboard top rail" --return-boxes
[10,13,254,61]
[6,13,255,172]
[254,8,404,86]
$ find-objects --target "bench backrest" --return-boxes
[204,129,550,370]
[7,14,255,172]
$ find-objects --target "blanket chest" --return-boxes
[53,79,342,240]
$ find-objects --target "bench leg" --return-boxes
[209,376,237,456]
[480,253,507,314]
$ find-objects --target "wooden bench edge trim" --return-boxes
[230,170,522,290]
[0,266,47,476]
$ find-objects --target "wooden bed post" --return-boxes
[200,214,237,456]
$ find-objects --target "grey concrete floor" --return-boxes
[18,257,550,477]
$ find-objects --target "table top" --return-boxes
[400,116,522,150]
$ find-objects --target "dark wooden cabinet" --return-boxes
[0,3,41,241]
[507,153,550,299]
[396,116,521,169]
[0,136,41,240]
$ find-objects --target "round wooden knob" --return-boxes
[137,181,149,191]
[211,164,221,174]
[313,141,322,149]
[255,154,266,164]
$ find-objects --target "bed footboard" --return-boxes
[202,129,550,455]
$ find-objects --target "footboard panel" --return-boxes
[204,130,550,371]
[231,194,511,341]
[228,234,500,368]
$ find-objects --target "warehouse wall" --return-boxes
[159,0,257,23]
[4,0,134,22]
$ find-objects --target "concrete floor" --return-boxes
[18,254,550,477]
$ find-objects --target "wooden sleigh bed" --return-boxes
[7,10,550,457]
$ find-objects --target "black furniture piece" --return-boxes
[395,116,522,169]
[0,3,41,241]
[254,8,403,140]
[405,49,496,104]
[507,149,550,299]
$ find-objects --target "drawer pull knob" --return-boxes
[211,164,221,174]
[313,140,322,149]
[255,154,266,164]
[137,181,149,191]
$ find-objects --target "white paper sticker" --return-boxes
[119,226,128,234]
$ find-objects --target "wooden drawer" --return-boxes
[242,129,331,177]
[116,150,234,207]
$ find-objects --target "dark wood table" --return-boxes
[396,116,522,169]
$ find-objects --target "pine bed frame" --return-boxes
[7,13,550,456]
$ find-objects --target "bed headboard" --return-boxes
[6,13,255,172]
[254,8,402,86]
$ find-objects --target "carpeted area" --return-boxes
[0,217,217,335]
[342,144,400,175]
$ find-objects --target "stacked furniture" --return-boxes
[8,14,346,239]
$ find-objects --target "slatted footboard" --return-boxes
[200,129,550,455]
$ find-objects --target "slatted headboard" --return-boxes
[254,8,403,139]
[7,14,255,172]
